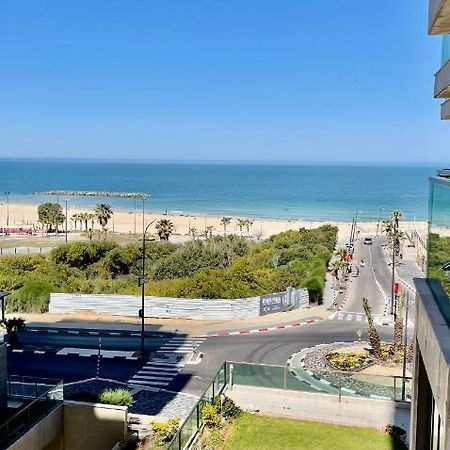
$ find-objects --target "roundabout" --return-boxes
[287,341,412,401]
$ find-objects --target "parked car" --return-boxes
[363,237,373,245]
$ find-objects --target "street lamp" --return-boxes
[376,208,384,237]
[4,191,10,227]
[0,291,10,323]
[139,219,156,357]
[64,199,69,243]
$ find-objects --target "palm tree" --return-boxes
[237,219,246,236]
[94,204,113,231]
[188,226,197,239]
[156,219,175,241]
[391,210,403,230]
[71,214,79,231]
[330,259,346,289]
[78,212,90,231]
[394,294,405,352]
[362,297,382,359]
[244,219,254,236]
[206,225,214,239]
[220,217,231,234]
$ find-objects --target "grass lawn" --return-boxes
[223,413,405,450]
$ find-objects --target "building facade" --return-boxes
[429,0,450,119]
[411,171,450,449]
[0,342,6,410]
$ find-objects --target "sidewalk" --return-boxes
[15,304,330,336]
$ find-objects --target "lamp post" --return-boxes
[376,208,384,237]
[4,191,10,227]
[391,242,396,316]
[401,292,410,401]
[0,291,10,323]
[64,199,69,243]
[139,219,156,357]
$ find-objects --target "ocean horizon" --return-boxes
[0,159,438,222]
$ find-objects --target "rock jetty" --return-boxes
[36,190,150,198]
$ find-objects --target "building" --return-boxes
[0,342,6,410]
[410,170,450,449]
[429,0,450,119]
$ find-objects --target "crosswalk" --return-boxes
[330,312,387,326]
[128,336,206,388]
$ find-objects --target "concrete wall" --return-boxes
[62,401,127,450]
[49,289,309,320]
[410,279,450,449]
[8,404,63,450]
[0,342,7,409]
[227,385,410,431]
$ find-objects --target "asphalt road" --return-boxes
[8,352,144,383]
[8,235,400,396]
[343,237,392,315]
[174,320,394,396]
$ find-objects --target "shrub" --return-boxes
[325,351,372,371]
[151,417,180,445]
[212,395,242,419]
[202,403,223,429]
[98,388,133,407]
[7,280,54,313]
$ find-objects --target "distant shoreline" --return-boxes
[0,201,428,244]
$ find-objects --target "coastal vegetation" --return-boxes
[0,225,337,313]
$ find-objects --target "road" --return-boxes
[7,234,402,398]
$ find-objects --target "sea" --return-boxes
[0,159,440,222]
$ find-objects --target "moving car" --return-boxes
[363,237,373,245]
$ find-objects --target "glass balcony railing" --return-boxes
[0,377,63,450]
[442,35,450,66]
[428,172,450,322]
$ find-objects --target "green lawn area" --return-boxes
[223,413,405,450]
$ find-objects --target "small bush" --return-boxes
[212,395,242,419]
[151,417,180,445]
[325,351,372,371]
[98,388,133,407]
[202,403,223,429]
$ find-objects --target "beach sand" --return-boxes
[0,202,427,245]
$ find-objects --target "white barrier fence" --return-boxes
[49,288,309,320]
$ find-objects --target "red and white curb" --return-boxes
[201,317,323,337]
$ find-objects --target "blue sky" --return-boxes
[0,1,448,163]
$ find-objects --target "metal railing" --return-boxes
[166,363,227,450]
[0,377,63,449]
[226,361,412,403]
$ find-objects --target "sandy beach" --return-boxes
[0,202,427,245]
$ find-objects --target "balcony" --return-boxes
[0,376,63,449]
[434,59,450,98]
[429,0,450,34]
[441,98,450,118]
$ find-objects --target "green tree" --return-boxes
[94,204,113,232]
[37,203,65,232]
[244,219,254,236]
[237,219,247,236]
[220,217,231,234]
[362,297,382,359]
[394,293,405,352]
[156,219,175,241]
